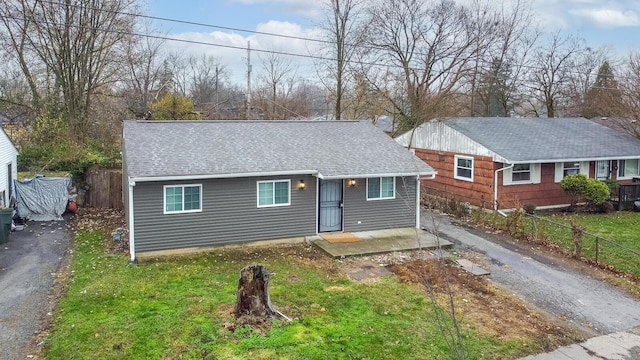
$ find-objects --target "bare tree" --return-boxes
[121,21,169,119]
[472,0,539,117]
[357,0,497,130]
[0,0,138,139]
[618,53,640,138]
[525,32,585,117]
[255,51,295,119]
[563,46,610,117]
[187,54,228,119]
[317,0,363,120]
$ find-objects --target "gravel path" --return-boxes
[422,212,640,335]
[0,220,72,360]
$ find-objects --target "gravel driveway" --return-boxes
[422,211,640,335]
[0,219,72,360]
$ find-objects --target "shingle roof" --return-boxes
[123,120,435,179]
[444,117,640,162]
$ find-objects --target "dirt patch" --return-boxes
[388,259,583,349]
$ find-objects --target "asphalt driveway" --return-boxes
[421,211,640,335]
[0,219,72,360]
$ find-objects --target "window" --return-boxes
[367,177,395,200]
[164,184,202,214]
[554,161,589,183]
[504,163,541,185]
[511,164,531,182]
[454,155,474,181]
[563,162,580,177]
[257,180,290,207]
[619,159,640,178]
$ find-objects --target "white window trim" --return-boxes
[163,184,203,214]
[256,179,291,208]
[366,177,396,201]
[554,161,590,183]
[503,163,541,185]
[617,159,640,180]
[454,155,474,182]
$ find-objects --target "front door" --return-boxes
[596,160,610,180]
[319,179,343,232]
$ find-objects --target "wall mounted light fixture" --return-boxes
[298,179,305,190]
[348,178,356,187]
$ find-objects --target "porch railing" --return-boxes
[617,184,640,210]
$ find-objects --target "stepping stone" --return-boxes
[456,259,490,276]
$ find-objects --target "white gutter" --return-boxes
[318,172,436,180]
[494,164,514,210]
[497,156,640,164]
[128,179,137,264]
[415,175,421,229]
[131,170,319,183]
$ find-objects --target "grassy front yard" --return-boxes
[39,212,584,359]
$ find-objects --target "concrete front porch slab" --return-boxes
[308,227,452,258]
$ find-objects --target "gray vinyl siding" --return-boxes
[343,176,416,232]
[132,174,317,252]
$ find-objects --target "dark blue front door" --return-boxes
[319,179,343,232]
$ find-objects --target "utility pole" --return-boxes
[246,41,252,119]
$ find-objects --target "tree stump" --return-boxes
[234,264,276,324]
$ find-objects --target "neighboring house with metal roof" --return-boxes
[395,117,640,210]
[122,120,436,263]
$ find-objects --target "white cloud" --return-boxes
[569,8,640,27]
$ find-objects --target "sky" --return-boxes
[144,0,640,86]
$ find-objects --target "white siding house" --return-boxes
[0,127,18,207]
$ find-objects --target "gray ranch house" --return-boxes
[122,120,436,263]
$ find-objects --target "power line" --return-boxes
[0,3,637,86]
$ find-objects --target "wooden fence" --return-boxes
[84,168,123,209]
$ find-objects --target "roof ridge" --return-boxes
[125,119,364,124]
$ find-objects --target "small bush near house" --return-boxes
[560,174,611,210]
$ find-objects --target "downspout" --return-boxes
[128,179,137,265]
[416,173,436,228]
[494,164,514,211]
[415,175,421,229]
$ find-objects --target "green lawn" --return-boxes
[41,230,559,360]
[530,212,640,277]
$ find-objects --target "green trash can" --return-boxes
[0,208,13,243]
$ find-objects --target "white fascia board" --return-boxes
[319,171,436,180]
[501,156,640,165]
[130,170,319,183]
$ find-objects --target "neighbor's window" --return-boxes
[619,159,640,178]
[511,163,531,182]
[454,155,474,181]
[563,162,580,177]
[257,180,290,207]
[367,177,395,200]
[164,184,202,214]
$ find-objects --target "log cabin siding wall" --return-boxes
[498,163,572,207]
[415,149,494,208]
[415,150,613,208]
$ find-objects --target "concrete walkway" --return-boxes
[308,227,451,258]
[520,327,640,360]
